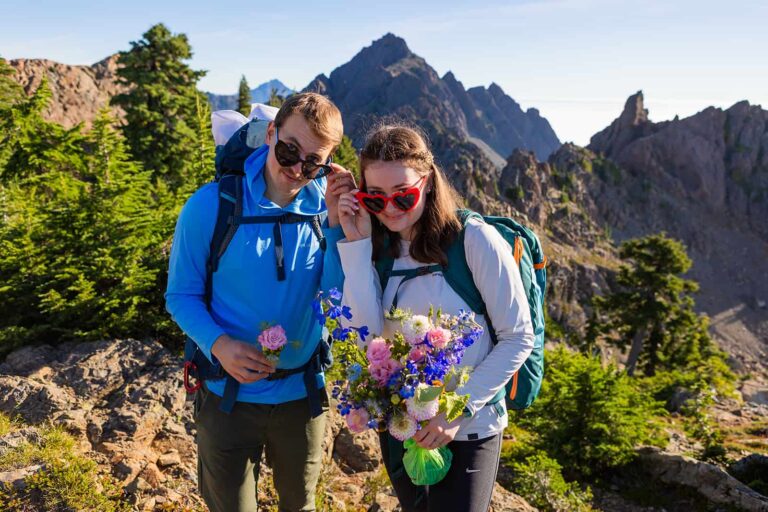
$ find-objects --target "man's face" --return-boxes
[264,113,335,200]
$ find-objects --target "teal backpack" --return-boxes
[375,209,546,410]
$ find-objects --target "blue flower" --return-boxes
[333,327,351,341]
[367,419,379,429]
[399,385,415,399]
[328,306,342,319]
[329,288,342,301]
[387,372,402,388]
[347,363,362,382]
[353,325,369,341]
[341,305,353,320]
[311,300,325,325]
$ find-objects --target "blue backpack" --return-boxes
[374,209,546,410]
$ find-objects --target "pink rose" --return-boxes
[426,327,451,349]
[369,359,403,387]
[258,325,287,351]
[366,337,392,363]
[346,407,370,433]
[408,346,427,363]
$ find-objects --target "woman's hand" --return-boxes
[338,189,372,241]
[412,412,462,450]
[325,164,357,227]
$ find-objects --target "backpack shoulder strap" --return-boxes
[205,174,243,308]
[442,209,487,315]
[374,236,395,292]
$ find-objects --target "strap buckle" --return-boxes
[417,266,435,276]
[183,361,203,394]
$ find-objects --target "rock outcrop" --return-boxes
[8,55,124,128]
[637,447,768,512]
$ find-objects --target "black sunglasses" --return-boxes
[274,127,333,180]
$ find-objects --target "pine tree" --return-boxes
[0,79,84,183]
[0,56,23,109]
[267,87,285,108]
[111,23,207,188]
[237,75,251,116]
[333,134,360,181]
[588,233,717,376]
[0,109,172,351]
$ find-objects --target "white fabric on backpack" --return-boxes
[211,110,248,146]
[210,103,279,146]
[248,103,278,122]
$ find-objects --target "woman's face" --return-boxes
[362,160,429,240]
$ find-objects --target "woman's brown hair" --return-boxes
[359,123,462,266]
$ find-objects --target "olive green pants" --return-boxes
[194,384,328,512]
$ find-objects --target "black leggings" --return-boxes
[379,432,502,512]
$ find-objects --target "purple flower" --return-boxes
[329,288,342,301]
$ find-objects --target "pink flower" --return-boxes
[366,337,392,363]
[258,325,287,351]
[346,407,370,433]
[369,359,403,387]
[427,327,451,349]
[408,346,427,363]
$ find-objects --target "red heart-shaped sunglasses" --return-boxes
[354,176,428,214]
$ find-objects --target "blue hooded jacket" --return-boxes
[165,144,345,403]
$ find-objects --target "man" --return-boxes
[166,93,354,512]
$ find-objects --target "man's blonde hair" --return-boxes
[274,93,344,150]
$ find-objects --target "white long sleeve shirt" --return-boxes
[337,218,535,441]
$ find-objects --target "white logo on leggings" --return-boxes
[465,468,481,473]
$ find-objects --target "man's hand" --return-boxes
[412,412,462,449]
[325,163,356,227]
[211,334,276,384]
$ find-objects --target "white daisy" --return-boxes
[388,412,418,441]
[405,395,440,421]
[402,315,432,345]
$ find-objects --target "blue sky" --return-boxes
[1,0,766,146]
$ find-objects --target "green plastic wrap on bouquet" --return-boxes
[402,438,453,486]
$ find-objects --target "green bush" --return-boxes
[515,347,667,478]
[512,453,594,512]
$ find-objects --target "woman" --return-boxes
[335,124,535,512]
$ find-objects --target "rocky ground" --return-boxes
[0,339,537,511]
[0,339,766,511]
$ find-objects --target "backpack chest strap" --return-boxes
[386,265,443,314]
[230,212,325,281]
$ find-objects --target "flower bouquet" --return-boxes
[314,289,483,485]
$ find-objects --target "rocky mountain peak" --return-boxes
[354,32,414,69]
[623,90,649,126]
[588,90,654,156]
